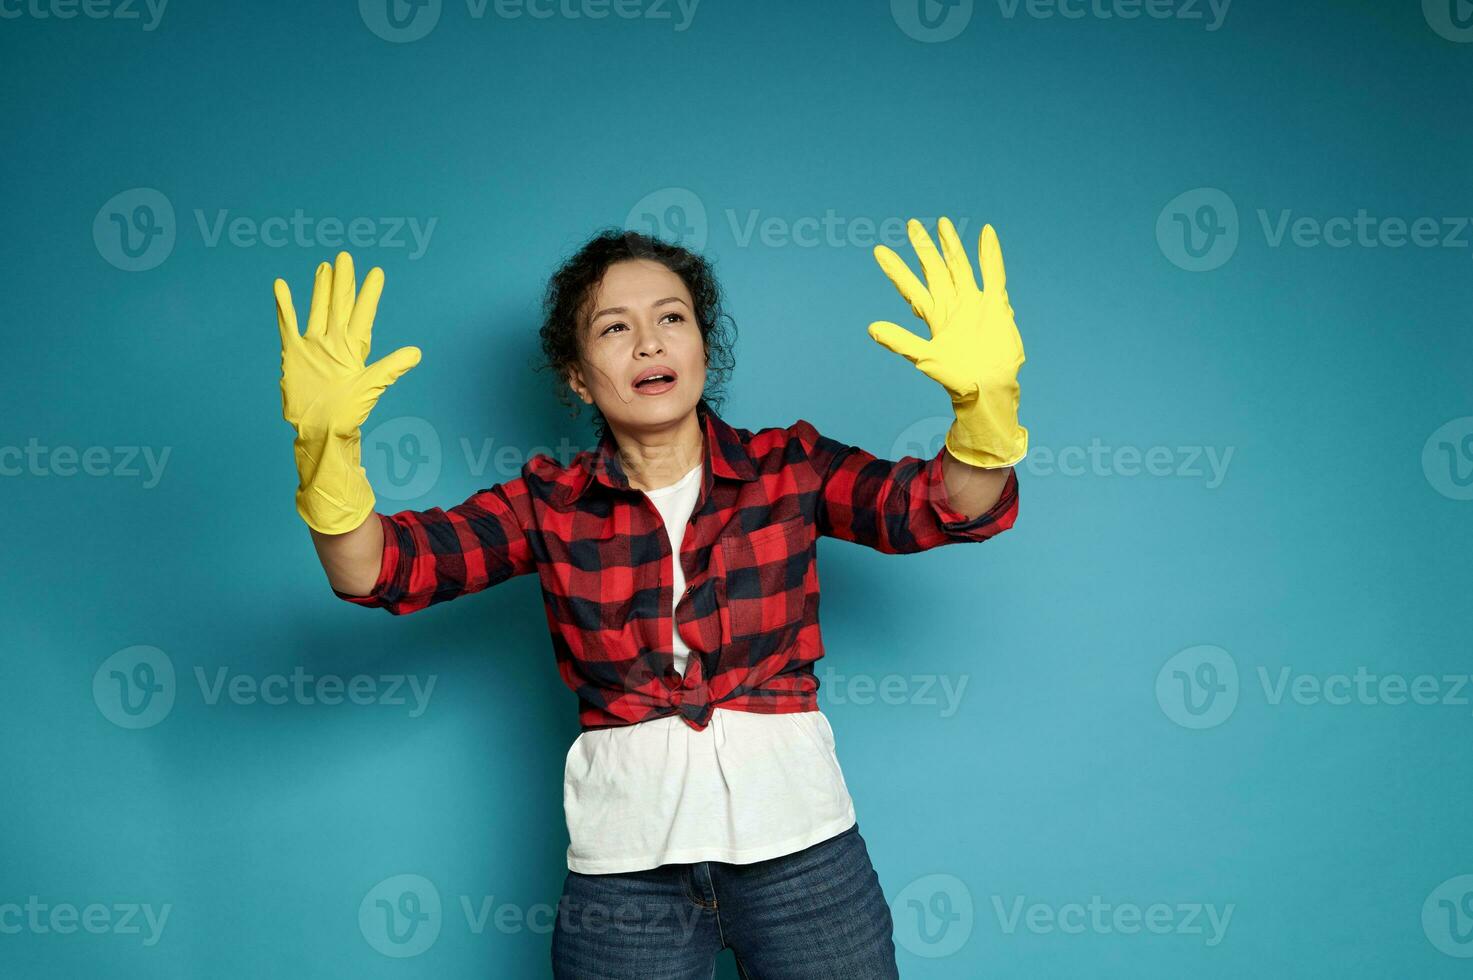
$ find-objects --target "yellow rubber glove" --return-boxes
[868,217,1028,469]
[275,251,421,534]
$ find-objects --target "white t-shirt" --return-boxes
[561,461,857,874]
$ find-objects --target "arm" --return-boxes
[868,219,1031,504]
[328,480,537,615]
[793,418,1019,554]
[940,452,1012,520]
[277,252,537,612]
[308,513,384,597]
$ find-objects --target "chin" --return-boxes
[614,385,698,423]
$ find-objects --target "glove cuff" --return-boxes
[946,386,1027,469]
[292,429,376,535]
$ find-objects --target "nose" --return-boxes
[633,321,664,357]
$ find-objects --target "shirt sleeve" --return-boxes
[331,478,537,616]
[789,418,1019,554]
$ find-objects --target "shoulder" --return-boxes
[501,448,592,509]
[731,417,827,466]
[524,448,583,482]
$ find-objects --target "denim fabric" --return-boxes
[551,820,899,979]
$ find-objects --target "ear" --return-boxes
[566,365,592,405]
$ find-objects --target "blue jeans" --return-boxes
[551,821,899,979]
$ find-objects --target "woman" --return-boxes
[274,217,1025,978]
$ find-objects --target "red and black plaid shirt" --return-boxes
[335,398,1020,732]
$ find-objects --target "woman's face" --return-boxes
[568,258,708,435]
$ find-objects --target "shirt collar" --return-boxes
[552,397,757,509]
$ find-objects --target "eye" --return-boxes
[600,322,627,335]
[660,312,685,324]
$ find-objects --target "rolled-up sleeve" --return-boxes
[332,479,536,615]
[791,418,1019,554]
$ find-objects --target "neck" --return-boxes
[613,411,704,491]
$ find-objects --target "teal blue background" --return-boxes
[3,0,1472,976]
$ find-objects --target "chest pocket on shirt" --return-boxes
[718,516,809,640]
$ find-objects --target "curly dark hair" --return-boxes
[536,228,737,442]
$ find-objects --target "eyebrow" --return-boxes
[588,296,689,324]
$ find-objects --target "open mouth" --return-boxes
[632,367,678,392]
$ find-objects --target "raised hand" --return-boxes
[867,217,1027,469]
[276,251,421,534]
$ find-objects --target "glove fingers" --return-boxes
[305,261,332,341]
[274,278,300,350]
[872,246,934,324]
[977,224,1008,294]
[349,345,422,424]
[867,320,929,365]
[938,216,978,292]
[329,251,357,341]
[905,219,954,306]
[346,266,384,365]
